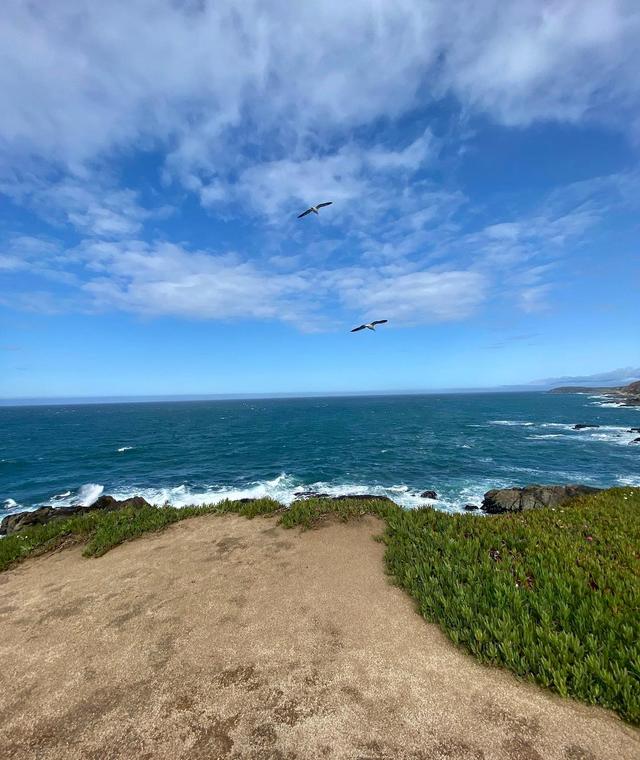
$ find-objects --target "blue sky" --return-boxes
[1,1,639,398]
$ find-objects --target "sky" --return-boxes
[1,1,639,399]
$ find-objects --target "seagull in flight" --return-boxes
[298,201,333,218]
[351,320,388,333]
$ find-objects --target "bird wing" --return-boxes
[351,325,366,332]
[297,208,312,218]
[371,319,388,326]
[316,202,333,208]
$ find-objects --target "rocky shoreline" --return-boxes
[0,484,608,536]
[549,379,640,407]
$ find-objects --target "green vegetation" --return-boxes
[279,496,401,529]
[382,487,640,725]
[0,498,281,569]
[1,488,638,723]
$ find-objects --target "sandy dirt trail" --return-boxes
[0,514,637,760]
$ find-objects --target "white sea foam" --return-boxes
[490,420,535,427]
[2,498,20,511]
[77,483,104,505]
[101,473,514,514]
[103,473,454,512]
[47,483,104,507]
[117,446,135,452]
[530,424,638,446]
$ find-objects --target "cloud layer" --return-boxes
[3,1,638,172]
[1,1,638,329]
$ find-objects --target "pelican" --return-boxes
[298,201,333,218]
[351,320,388,333]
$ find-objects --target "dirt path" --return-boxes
[0,514,637,759]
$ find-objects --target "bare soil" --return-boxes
[0,514,637,759]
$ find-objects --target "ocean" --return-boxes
[1,392,638,518]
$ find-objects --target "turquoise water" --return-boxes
[1,392,638,517]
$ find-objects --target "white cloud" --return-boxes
[1,174,152,238]
[1,233,490,328]
[0,235,63,274]
[75,239,491,327]
[1,1,637,178]
[198,130,436,221]
[1,2,637,330]
[440,1,639,126]
[339,269,487,323]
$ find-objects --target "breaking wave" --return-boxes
[490,420,535,427]
[3,474,510,517]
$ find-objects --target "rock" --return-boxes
[630,437,640,444]
[574,424,599,430]
[481,484,601,514]
[628,428,640,434]
[332,494,395,503]
[463,504,479,511]
[420,490,438,499]
[89,495,151,511]
[289,493,398,506]
[0,495,152,536]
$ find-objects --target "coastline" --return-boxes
[3,390,640,517]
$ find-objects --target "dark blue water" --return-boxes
[1,392,638,516]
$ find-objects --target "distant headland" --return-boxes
[549,380,640,407]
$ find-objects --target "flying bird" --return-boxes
[351,320,388,333]
[298,201,333,218]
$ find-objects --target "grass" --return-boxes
[382,487,640,725]
[0,498,282,569]
[1,488,638,723]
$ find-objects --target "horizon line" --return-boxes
[0,383,614,407]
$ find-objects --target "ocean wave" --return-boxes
[117,446,135,452]
[531,425,639,446]
[490,420,535,427]
[106,474,473,513]
[104,474,512,514]
[2,498,21,511]
[44,483,104,508]
[2,476,474,518]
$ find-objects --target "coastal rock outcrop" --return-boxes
[332,494,396,504]
[293,490,330,500]
[481,484,601,514]
[0,495,152,536]
[549,379,640,407]
[574,424,599,430]
[420,490,438,499]
[463,504,480,511]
